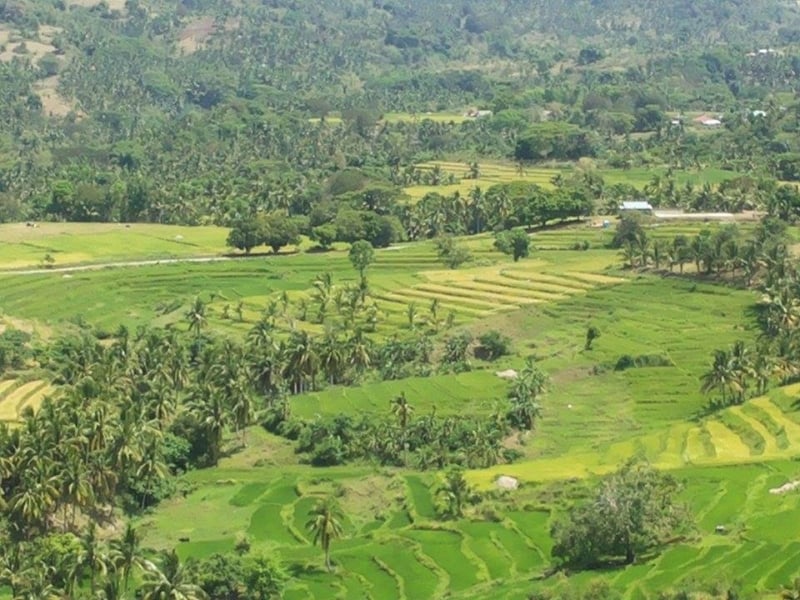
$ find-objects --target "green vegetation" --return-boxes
[2,219,800,598]
[5,0,800,597]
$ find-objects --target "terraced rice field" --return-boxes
[0,379,52,422]
[470,388,800,490]
[403,161,744,202]
[373,263,627,322]
[403,160,561,201]
[144,469,554,600]
[141,446,800,600]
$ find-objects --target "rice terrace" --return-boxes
[2,207,800,599]
[6,0,800,599]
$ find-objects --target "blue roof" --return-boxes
[620,201,653,210]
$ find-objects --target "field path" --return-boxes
[0,244,415,275]
[0,255,234,275]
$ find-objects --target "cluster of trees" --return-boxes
[225,176,592,258]
[282,398,512,469]
[0,327,32,376]
[699,218,800,408]
[614,215,789,286]
[638,174,799,214]
[611,214,800,410]
[226,213,301,254]
[6,0,800,228]
[0,516,324,598]
[401,180,595,240]
[701,340,771,407]
[278,357,547,469]
[0,525,209,600]
[551,461,690,568]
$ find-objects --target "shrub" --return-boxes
[613,353,673,371]
[585,325,600,350]
[475,330,512,360]
[435,235,471,268]
[494,228,531,261]
[611,214,645,248]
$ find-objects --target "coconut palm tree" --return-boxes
[110,523,144,592]
[306,497,344,572]
[184,297,207,340]
[230,375,254,446]
[137,440,168,509]
[187,384,227,465]
[391,393,414,432]
[58,454,93,528]
[507,358,548,431]
[347,331,372,377]
[700,349,739,406]
[317,330,345,385]
[729,340,755,403]
[10,461,59,535]
[283,330,319,394]
[139,551,206,600]
[436,467,472,519]
[71,523,109,595]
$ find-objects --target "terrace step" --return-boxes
[402,529,483,592]
[0,379,18,397]
[375,294,490,318]
[499,270,595,289]
[15,382,50,416]
[749,398,800,445]
[740,403,791,450]
[729,406,781,455]
[413,283,538,306]
[472,277,575,299]
[490,526,542,575]
[684,426,715,461]
[379,288,512,312]
[705,420,753,460]
[0,380,47,422]
[554,271,627,286]
[371,541,440,599]
[459,522,514,580]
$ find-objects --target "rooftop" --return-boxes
[620,201,653,211]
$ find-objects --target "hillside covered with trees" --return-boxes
[2,0,800,227]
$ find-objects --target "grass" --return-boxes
[404,529,484,591]
[0,222,230,269]
[0,379,51,422]
[402,160,743,201]
[405,476,437,520]
[309,111,472,127]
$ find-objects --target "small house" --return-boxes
[694,114,722,127]
[619,201,653,215]
[464,108,493,119]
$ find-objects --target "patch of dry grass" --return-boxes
[66,0,126,10]
[35,76,78,118]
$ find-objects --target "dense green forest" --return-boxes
[2,0,800,227]
[5,1,800,598]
